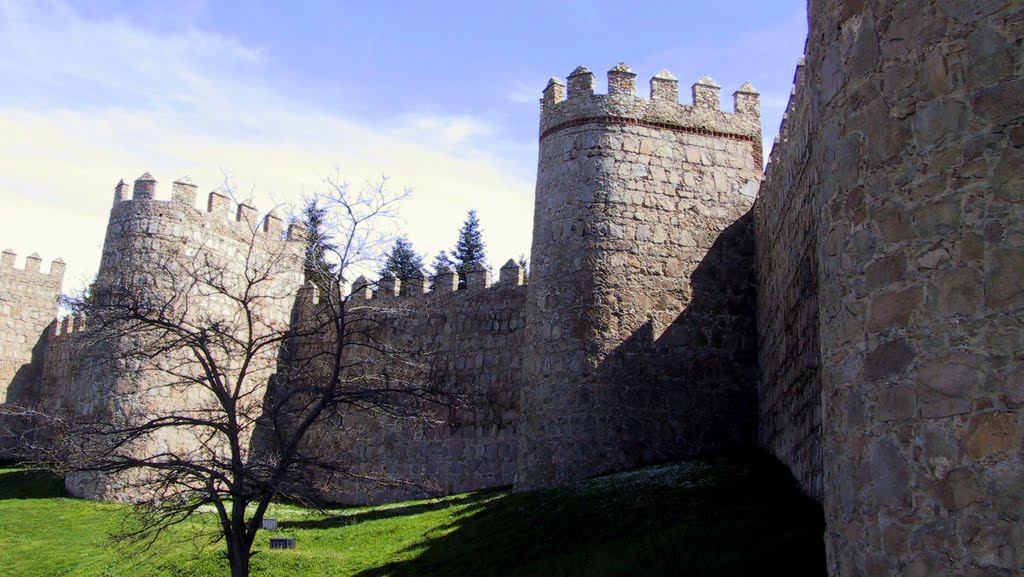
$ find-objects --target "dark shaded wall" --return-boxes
[758,1,1023,575]
[754,56,824,502]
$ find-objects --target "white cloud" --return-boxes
[400,113,494,148]
[0,2,537,295]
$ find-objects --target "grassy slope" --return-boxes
[0,452,825,577]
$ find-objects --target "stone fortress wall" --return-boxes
[0,250,64,406]
[517,65,763,489]
[755,1,1022,575]
[38,312,89,409]
[46,174,308,500]
[755,54,825,502]
[1,0,1020,571]
[6,170,533,504]
[293,265,528,504]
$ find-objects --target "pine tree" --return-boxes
[381,237,425,295]
[451,210,487,288]
[428,250,454,290]
[302,198,336,292]
[430,250,454,275]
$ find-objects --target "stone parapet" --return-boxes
[110,173,303,244]
[540,64,762,165]
[327,261,524,303]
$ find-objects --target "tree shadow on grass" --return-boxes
[0,468,66,500]
[351,451,825,577]
[278,488,505,530]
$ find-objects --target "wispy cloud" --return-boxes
[0,2,536,293]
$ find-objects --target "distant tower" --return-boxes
[61,172,305,500]
[517,64,763,489]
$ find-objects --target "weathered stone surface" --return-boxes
[938,467,981,510]
[519,65,762,490]
[863,339,915,381]
[870,438,909,507]
[964,411,1019,459]
[867,286,922,330]
[917,360,975,417]
[2,2,1019,574]
[0,252,63,403]
[876,383,916,421]
[757,2,1023,576]
[986,249,1024,311]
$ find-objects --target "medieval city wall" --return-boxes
[293,265,527,504]
[757,1,1023,575]
[61,174,306,500]
[754,56,824,502]
[4,6,1019,570]
[39,314,88,409]
[517,65,763,489]
[0,250,64,406]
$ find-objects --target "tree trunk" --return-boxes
[227,530,251,577]
[228,544,250,577]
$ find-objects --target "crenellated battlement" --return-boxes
[761,55,809,203]
[109,173,304,242]
[0,249,65,280]
[4,9,1015,567]
[50,312,89,339]
[540,63,762,146]
[297,260,527,309]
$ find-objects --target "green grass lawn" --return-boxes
[0,452,825,577]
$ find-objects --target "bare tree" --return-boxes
[13,173,450,577]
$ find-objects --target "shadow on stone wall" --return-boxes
[4,323,52,407]
[0,323,54,456]
[563,209,759,478]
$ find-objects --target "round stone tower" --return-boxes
[517,64,764,489]
[63,173,306,500]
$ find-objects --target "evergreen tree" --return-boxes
[429,250,455,290]
[381,236,425,295]
[302,198,336,292]
[430,250,454,275]
[451,210,487,288]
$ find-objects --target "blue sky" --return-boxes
[0,0,807,293]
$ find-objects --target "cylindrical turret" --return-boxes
[66,172,306,500]
[517,64,764,489]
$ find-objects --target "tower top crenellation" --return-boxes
[108,172,304,244]
[0,249,65,279]
[539,63,761,141]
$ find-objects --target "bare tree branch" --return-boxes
[2,172,452,577]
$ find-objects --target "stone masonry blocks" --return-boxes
[519,63,763,490]
[0,251,64,407]
[757,1,1024,576]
